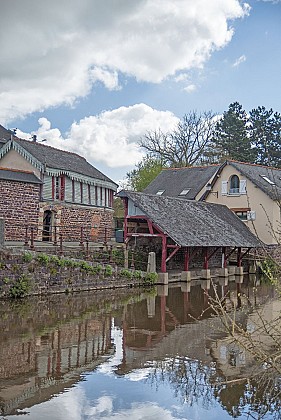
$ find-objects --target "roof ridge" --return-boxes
[14,137,88,162]
[162,163,220,171]
[228,159,281,172]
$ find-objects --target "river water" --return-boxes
[0,276,280,420]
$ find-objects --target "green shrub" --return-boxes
[9,275,31,298]
[119,268,133,279]
[143,272,158,285]
[132,270,142,280]
[104,265,114,277]
[22,252,33,263]
[36,253,50,265]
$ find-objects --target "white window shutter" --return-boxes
[247,211,256,221]
[221,181,228,195]
[239,179,247,194]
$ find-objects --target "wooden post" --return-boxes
[237,247,242,267]
[30,227,35,250]
[104,227,107,247]
[161,235,167,273]
[184,247,189,271]
[222,246,226,268]
[203,247,209,269]
[124,246,129,269]
[86,239,89,259]
[53,225,58,246]
[24,225,29,247]
[109,245,113,263]
[59,234,63,256]
[80,226,84,248]
[130,249,135,269]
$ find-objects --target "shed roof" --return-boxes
[144,165,219,199]
[0,168,42,184]
[120,191,261,248]
[0,125,117,186]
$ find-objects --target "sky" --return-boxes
[0,0,280,183]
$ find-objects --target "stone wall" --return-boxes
[0,179,40,240]
[0,250,145,298]
[38,202,114,243]
[0,178,114,242]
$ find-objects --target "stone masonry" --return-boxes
[0,179,41,240]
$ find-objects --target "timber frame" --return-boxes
[122,195,254,273]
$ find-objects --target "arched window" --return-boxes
[229,175,240,194]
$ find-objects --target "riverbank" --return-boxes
[0,248,156,298]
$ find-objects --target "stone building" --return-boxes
[0,125,117,241]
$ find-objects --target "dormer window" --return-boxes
[156,190,165,195]
[229,175,240,194]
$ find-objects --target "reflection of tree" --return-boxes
[147,356,281,419]
[147,357,217,409]
[208,284,281,419]
[215,369,281,419]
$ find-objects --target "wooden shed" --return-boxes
[118,191,262,274]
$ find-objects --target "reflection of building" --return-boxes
[115,278,276,377]
[0,299,114,415]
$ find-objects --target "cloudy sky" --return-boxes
[0,0,280,182]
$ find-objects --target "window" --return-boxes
[179,189,190,196]
[229,175,240,194]
[260,175,275,185]
[52,176,65,201]
[88,184,91,204]
[235,211,248,221]
[72,180,75,202]
[156,190,165,195]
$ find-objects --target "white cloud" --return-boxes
[184,84,197,93]
[0,0,250,123]
[232,54,247,67]
[19,104,179,168]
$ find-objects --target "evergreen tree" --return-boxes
[212,102,256,163]
[249,106,281,167]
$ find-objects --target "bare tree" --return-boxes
[139,110,217,167]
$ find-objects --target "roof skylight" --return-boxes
[179,189,190,196]
[260,175,275,185]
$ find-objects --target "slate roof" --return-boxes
[144,165,219,200]
[0,125,117,186]
[228,161,281,201]
[119,191,261,248]
[0,168,42,184]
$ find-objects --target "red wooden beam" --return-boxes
[166,246,180,263]
[161,235,167,272]
[184,247,189,271]
[237,247,242,267]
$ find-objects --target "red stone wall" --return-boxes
[59,205,114,242]
[0,180,40,240]
[38,202,114,242]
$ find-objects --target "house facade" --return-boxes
[144,161,281,245]
[204,161,281,245]
[0,126,117,242]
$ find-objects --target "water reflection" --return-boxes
[0,276,280,419]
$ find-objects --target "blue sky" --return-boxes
[0,0,280,182]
